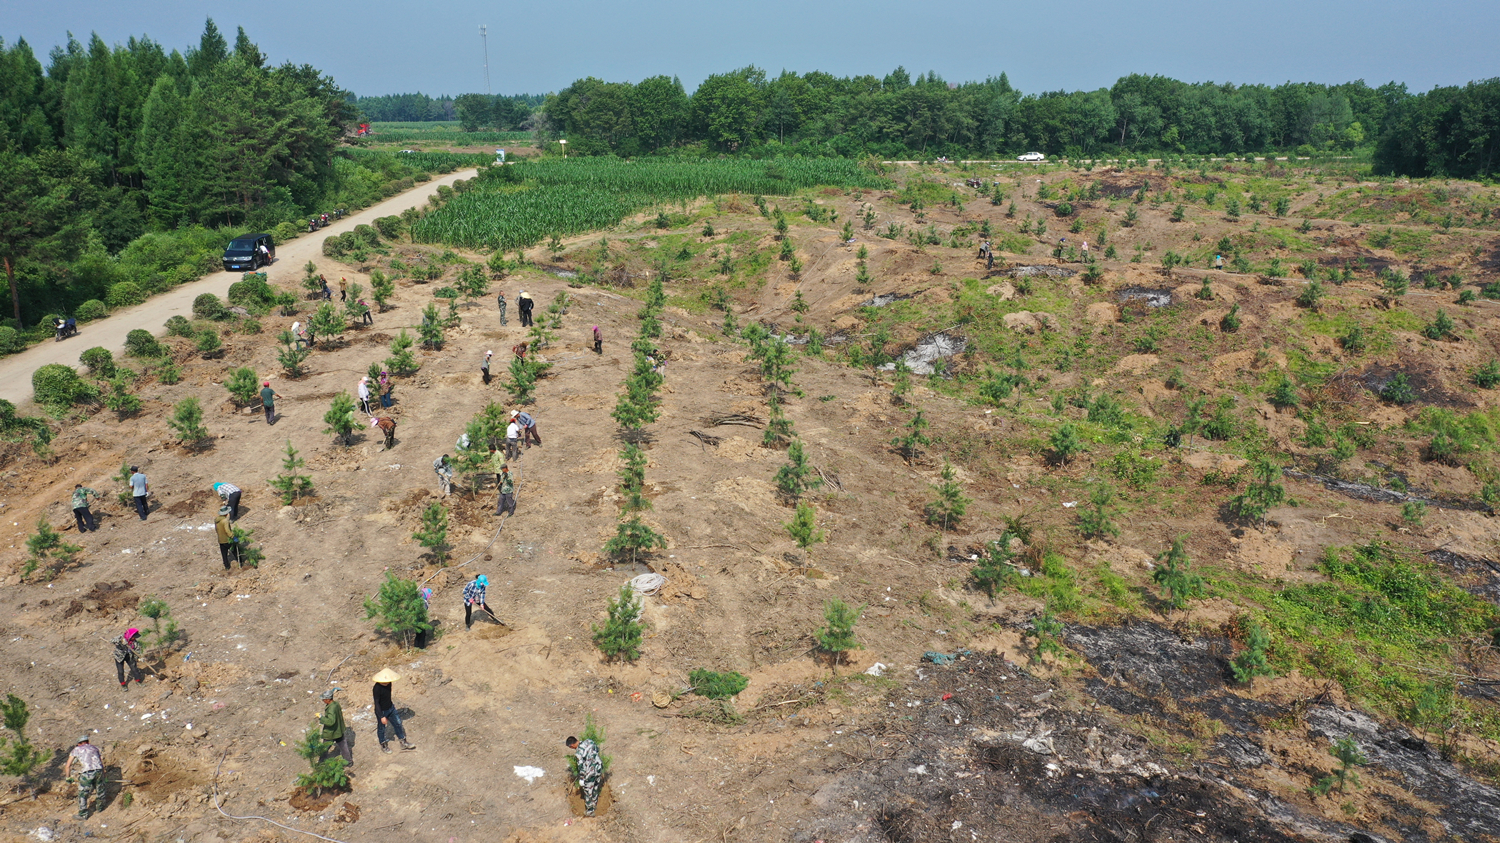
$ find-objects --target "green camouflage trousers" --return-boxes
[77,769,102,815]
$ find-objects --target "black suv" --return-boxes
[222,233,275,272]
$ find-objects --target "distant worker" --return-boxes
[518,290,534,327]
[371,416,397,450]
[481,350,493,385]
[592,325,603,355]
[357,377,373,415]
[71,483,101,533]
[113,627,143,687]
[339,277,348,302]
[128,466,149,521]
[292,321,308,349]
[463,573,499,629]
[318,688,353,769]
[1214,253,1225,270]
[495,463,516,517]
[497,291,508,326]
[214,505,241,569]
[513,409,541,448]
[358,299,373,326]
[378,371,394,408]
[64,734,104,819]
[434,454,455,497]
[213,481,242,521]
[260,381,281,425]
[512,342,528,362]
[320,276,332,301]
[372,668,416,753]
[505,416,522,461]
[567,735,604,817]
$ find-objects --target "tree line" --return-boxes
[0,20,358,326]
[522,66,1498,177]
[352,91,542,128]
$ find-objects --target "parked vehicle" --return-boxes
[222,233,276,272]
[53,317,78,341]
[1017,151,1046,162]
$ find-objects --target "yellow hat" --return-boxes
[372,668,401,683]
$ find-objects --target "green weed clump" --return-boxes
[688,669,749,700]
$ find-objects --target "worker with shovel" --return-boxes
[113,628,143,688]
[64,734,104,819]
[463,573,501,630]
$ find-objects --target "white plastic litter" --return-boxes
[513,765,545,784]
[1062,501,1078,508]
[629,573,667,597]
[33,827,53,842]
[864,662,887,677]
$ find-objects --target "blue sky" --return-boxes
[8,0,1497,98]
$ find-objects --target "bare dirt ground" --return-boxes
[2,161,1500,843]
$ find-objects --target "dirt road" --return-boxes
[0,168,479,408]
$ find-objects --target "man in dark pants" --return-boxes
[214,506,241,569]
[518,291,534,327]
[213,482,242,520]
[592,325,603,354]
[372,416,397,450]
[497,291,508,326]
[318,688,353,769]
[513,409,541,448]
[128,466,149,520]
[481,350,493,385]
[64,735,104,819]
[113,628,143,687]
[463,574,499,629]
[496,464,516,517]
[372,668,416,753]
[71,484,101,532]
[260,381,280,425]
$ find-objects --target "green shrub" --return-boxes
[688,669,749,700]
[1152,538,1205,609]
[79,347,115,377]
[192,293,226,320]
[227,275,274,308]
[593,584,644,662]
[164,315,194,337]
[224,367,259,406]
[374,215,405,239]
[1472,361,1500,389]
[363,571,432,649]
[105,282,147,309]
[1230,618,1275,682]
[125,329,162,357]
[817,598,864,662]
[321,236,343,258]
[0,326,20,354]
[1078,483,1120,539]
[195,328,222,356]
[75,300,107,322]
[168,396,209,444]
[31,364,96,408]
[1380,372,1416,405]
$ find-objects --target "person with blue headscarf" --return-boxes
[462,574,499,629]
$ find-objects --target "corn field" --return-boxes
[342,148,495,174]
[411,158,891,250]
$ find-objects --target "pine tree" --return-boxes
[23,517,80,580]
[269,439,314,504]
[618,442,651,513]
[508,353,538,403]
[363,571,432,648]
[891,409,931,465]
[370,270,394,311]
[784,501,825,550]
[925,459,971,531]
[413,501,450,564]
[308,302,344,346]
[225,366,258,406]
[323,392,358,445]
[418,302,445,349]
[0,695,47,794]
[169,396,209,445]
[1152,537,1205,609]
[774,438,822,501]
[593,584,645,662]
[604,516,666,565]
[385,329,418,374]
[277,331,309,377]
[293,722,348,797]
[817,598,864,662]
[1078,483,1120,539]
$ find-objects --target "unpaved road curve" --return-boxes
[1,168,479,408]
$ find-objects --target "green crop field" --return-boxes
[411,157,891,250]
[368,124,533,145]
[342,148,495,174]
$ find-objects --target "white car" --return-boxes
[1017,152,1045,162]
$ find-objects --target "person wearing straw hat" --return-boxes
[113,628,143,687]
[481,350,493,385]
[518,290,534,327]
[372,668,416,753]
[214,505,242,569]
[64,733,104,819]
[318,687,353,768]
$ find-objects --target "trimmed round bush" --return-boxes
[354,224,379,247]
[321,236,344,258]
[192,293,226,320]
[228,275,274,307]
[105,282,147,309]
[337,231,359,253]
[164,315,194,337]
[273,221,300,244]
[374,215,404,240]
[0,326,20,354]
[32,363,97,407]
[76,300,108,322]
[79,347,115,376]
[125,329,165,358]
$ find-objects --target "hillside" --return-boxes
[2,156,1500,843]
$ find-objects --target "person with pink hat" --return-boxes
[592,325,603,355]
[113,628,143,687]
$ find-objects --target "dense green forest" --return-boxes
[0,20,473,332]
[353,91,541,128]
[530,67,1500,179]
